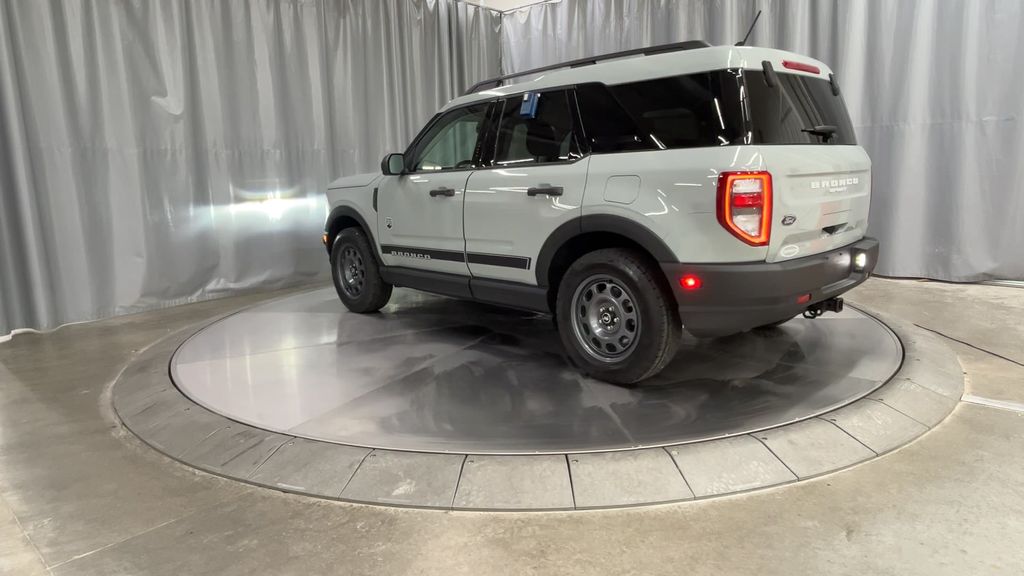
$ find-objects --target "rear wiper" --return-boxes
[801,125,837,143]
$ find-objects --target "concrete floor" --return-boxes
[1,278,1022,576]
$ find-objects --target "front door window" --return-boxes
[410,104,489,172]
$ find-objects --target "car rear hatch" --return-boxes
[742,62,871,262]
[763,147,871,262]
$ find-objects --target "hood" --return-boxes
[328,172,381,190]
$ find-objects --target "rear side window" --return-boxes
[575,72,747,152]
[573,84,651,153]
[491,90,582,165]
[744,71,856,145]
[574,69,856,153]
[609,72,747,149]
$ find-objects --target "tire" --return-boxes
[555,248,682,385]
[331,227,392,313]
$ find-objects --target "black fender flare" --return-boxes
[535,214,677,286]
[324,205,382,265]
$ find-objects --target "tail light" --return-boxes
[717,171,772,246]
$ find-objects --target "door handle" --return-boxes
[429,187,456,197]
[527,185,563,197]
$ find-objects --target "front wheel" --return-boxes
[331,227,392,313]
[555,248,682,385]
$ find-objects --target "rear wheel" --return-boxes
[331,227,392,313]
[555,248,681,385]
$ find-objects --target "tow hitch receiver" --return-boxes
[803,297,844,319]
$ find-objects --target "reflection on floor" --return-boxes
[172,288,901,453]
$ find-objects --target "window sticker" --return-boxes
[519,92,540,118]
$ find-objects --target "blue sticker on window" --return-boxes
[519,92,539,118]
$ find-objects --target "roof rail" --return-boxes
[463,40,712,95]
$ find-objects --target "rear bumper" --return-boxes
[660,237,879,337]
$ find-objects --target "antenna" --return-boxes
[735,10,762,46]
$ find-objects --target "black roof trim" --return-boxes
[463,40,713,95]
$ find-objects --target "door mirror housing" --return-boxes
[381,153,405,175]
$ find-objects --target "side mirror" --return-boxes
[381,153,405,175]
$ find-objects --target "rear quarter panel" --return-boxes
[582,147,770,263]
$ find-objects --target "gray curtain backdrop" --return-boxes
[0,0,500,335]
[502,0,1024,283]
[3,0,1021,335]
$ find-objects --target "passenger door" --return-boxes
[464,90,589,284]
[377,102,490,276]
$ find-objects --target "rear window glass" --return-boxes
[743,71,857,145]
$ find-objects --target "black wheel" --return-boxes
[331,227,392,313]
[555,248,682,385]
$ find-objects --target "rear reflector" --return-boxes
[680,274,702,290]
[797,293,812,304]
[782,60,821,74]
[717,171,773,246]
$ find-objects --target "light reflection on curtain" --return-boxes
[0,0,500,334]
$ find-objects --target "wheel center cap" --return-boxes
[599,309,617,327]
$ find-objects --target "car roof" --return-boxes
[442,45,833,112]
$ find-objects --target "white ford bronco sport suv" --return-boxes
[323,41,878,384]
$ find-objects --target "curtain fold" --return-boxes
[3,0,1021,336]
[501,0,1024,282]
[0,0,501,334]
